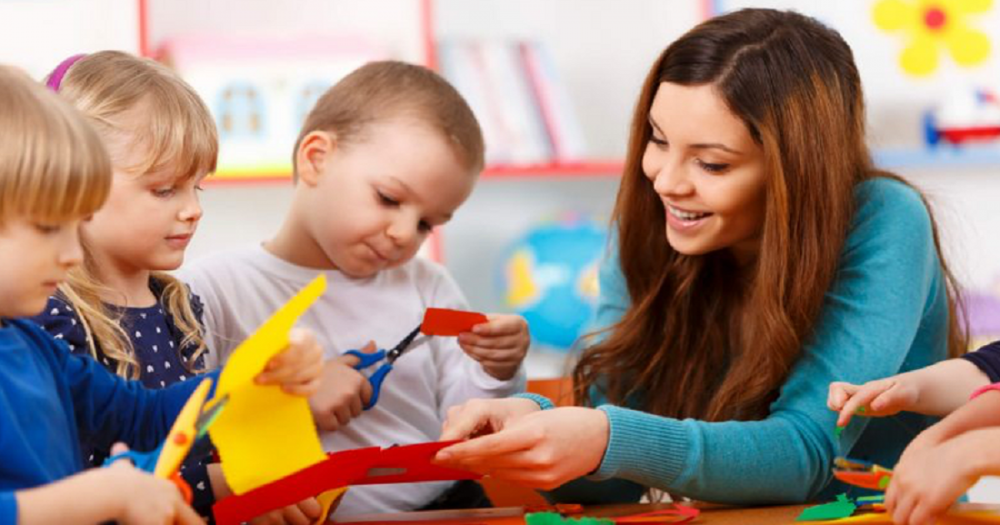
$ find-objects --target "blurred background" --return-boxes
[4,0,1000,497]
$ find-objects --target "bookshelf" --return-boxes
[138,0,656,184]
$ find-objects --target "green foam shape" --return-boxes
[796,494,857,521]
[525,512,614,525]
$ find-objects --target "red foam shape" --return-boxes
[614,504,700,524]
[421,308,488,336]
[213,441,479,525]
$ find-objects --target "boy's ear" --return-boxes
[296,131,338,187]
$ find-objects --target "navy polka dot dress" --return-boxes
[30,279,216,517]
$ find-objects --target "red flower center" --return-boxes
[924,6,947,30]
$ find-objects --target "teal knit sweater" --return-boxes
[521,177,950,504]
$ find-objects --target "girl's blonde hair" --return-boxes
[50,51,218,379]
[0,65,110,228]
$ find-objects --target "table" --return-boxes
[338,502,1000,525]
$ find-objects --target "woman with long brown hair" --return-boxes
[434,8,965,504]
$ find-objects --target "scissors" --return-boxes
[345,325,424,410]
[833,456,893,491]
[104,380,228,502]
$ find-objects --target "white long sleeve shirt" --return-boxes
[181,246,526,516]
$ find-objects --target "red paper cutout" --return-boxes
[213,441,480,525]
[614,505,700,524]
[421,308,488,336]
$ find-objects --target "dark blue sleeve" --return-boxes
[962,340,1000,383]
[46,328,221,453]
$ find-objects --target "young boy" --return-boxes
[181,61,530,517]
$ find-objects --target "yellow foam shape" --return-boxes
[210,274,328,495]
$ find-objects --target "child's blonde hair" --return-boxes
[49,51,218,379]
[0,65,110,228]
[293,60,485,181]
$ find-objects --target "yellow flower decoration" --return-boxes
[873,0,992,76]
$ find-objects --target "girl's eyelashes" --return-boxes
[649,135,668,147]
[152,186,176,198]
[418,220,433,233]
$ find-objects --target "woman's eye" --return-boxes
[697,159,729,174]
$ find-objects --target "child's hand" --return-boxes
[309,343,376,431]
[885,437,979,525]
[439,397,543,441]
[105,443,204,525]
[255,328,325,396]
[248,497,323,525]
[457,314,529,380]
[827,376,919,427]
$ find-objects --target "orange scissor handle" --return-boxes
[169,471,193,504]
[834,470,892,491]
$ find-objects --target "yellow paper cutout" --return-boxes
[210,274,328,495]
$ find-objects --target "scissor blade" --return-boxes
[387,325,423,363]
[195,393,229,438]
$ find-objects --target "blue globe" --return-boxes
[498,214,608,351]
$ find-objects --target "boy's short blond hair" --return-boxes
[55,50,218,181]
[293,60,485,181]
[0,65,111,227]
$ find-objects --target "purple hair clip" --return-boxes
[45,54,87,92]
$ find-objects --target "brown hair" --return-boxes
[0,65,111,227]
[574,9,966,422]
[50,51,216,378]
[293,60,484,180]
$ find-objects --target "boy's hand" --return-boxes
[106,443,204,525]
[458,314,529,380]
[255,328,325,396]
[248,497,323,525]
[309,342,376,431]
[827,377,919,427]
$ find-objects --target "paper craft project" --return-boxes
[209,274,329,495]
[337,504,585,524]
[213,441,481,525]
[421,308,488,336]
[832,457,893,491]
[797,494,858,521]
[612,507,700,524]
[525,506,699,525]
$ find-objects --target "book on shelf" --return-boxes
[437,39,588,167]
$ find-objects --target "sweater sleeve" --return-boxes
[50,329,221,452]
[566,179,948,504]
[0,492,13,525]
[962,340,1000,383]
